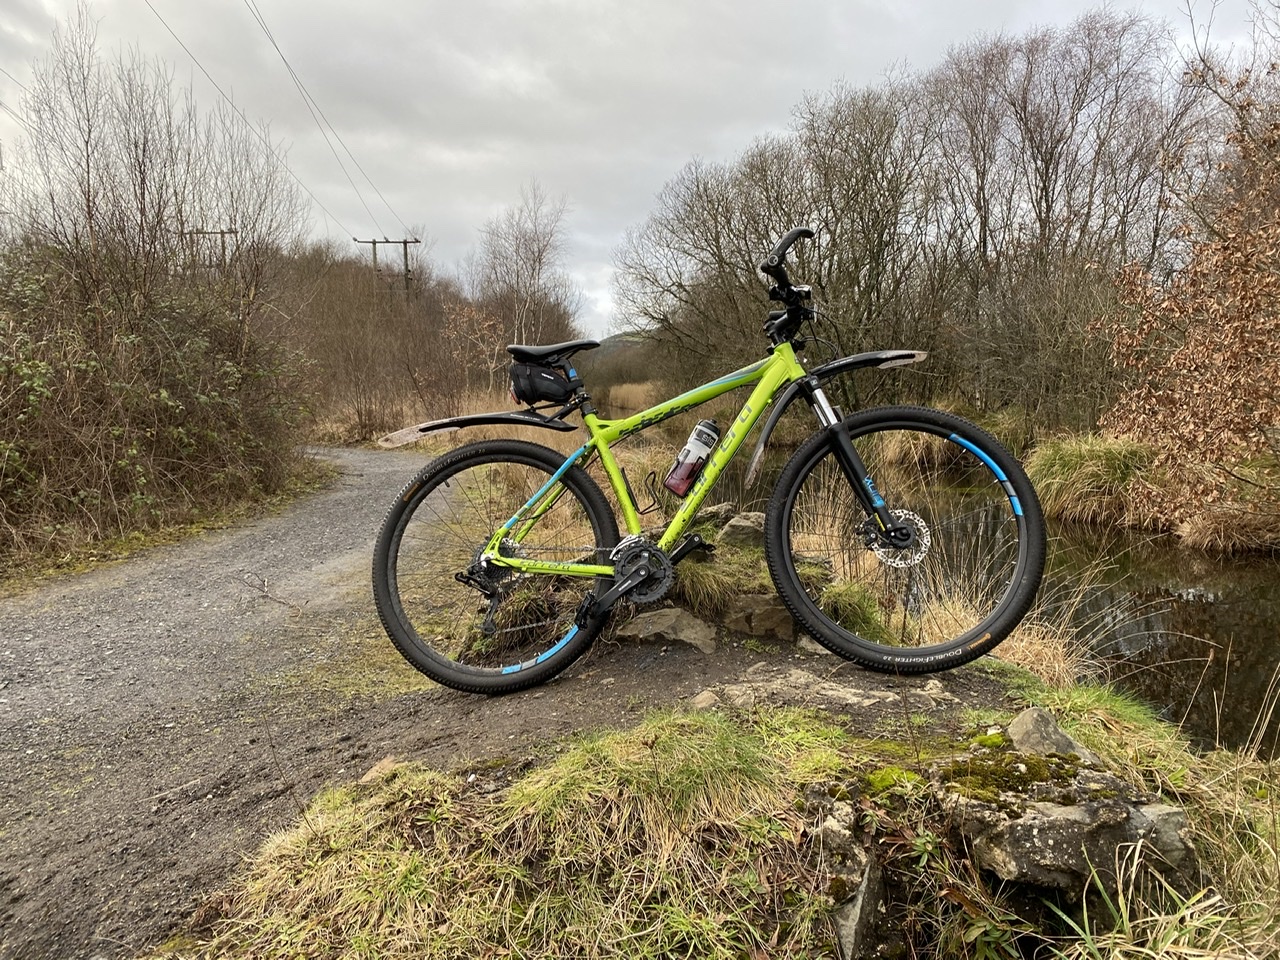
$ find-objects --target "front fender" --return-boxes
[377,408,577,448]
[743,349,927,487]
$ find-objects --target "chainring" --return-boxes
[610,536,674,604]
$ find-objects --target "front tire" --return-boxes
[765,406,1045,673]
[373,440,619,694]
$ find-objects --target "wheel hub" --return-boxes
[866,509,931,568]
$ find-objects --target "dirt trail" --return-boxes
[0,447,1007,960]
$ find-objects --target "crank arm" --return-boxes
[576,561,653,624]
[668,533,713,566]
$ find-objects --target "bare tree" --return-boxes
[469,180,582,350]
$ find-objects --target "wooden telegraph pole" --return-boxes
[182,227,239,270]
[354,237,420,293]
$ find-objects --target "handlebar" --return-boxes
[758,227,814,286]
[759,227,816,345]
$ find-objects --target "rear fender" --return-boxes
[743,349,927,487]
[377,408,577,448]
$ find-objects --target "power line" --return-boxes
[240,0,387,238]
[140,0,356,238]
[0,66,29,93]
[240,0,413,239]
[0,98,33,135]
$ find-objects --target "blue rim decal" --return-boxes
[501,624,579,674]
[949,434,1024,517]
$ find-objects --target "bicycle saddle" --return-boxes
[506,339,600,363]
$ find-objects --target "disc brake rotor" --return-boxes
[870,509,931,568]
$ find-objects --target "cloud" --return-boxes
[4,0,1260,336]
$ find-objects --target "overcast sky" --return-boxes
[0,0,1254,336]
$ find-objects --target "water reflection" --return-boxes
[1048,524,1280,758]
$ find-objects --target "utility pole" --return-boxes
[181,227,239,270]
[354,237,420,293]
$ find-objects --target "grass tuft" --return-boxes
[151,710,862,960]
[1026,434,1157,527]
[1176,502,1280,554]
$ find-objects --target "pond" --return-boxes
[1047,523,1280,759]
[657,422,1279,759]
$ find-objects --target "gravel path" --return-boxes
[0,447,784,959]
[0,448,425,959]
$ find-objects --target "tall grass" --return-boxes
[1036,683,1280,957]
[1026,434,1157,527]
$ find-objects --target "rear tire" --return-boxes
[373,439,619,694]
[764,406,1045,673]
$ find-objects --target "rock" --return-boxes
[921,678,958,703]
[721,665,899,710]
[1007,707,1101,765]
[833,855,884,960]
[688,690,721,710]
[811,794,884,960]
[698,501,737,526]
[717,512,766,547]
[1136,803,1191,866]
[616,608,717,655]
[797,636,833,656]
[722,683,756,708]
[941,754,1193,891]
[723,593,796,641]
[359,756,399,783]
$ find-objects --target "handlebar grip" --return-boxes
[759,227,815,283]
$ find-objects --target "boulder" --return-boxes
[615,607,717,655]
[717,512,766,547]
[939,750,1193,890]
[723,593,796,641]
[698,501,737,526]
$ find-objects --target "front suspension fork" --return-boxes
[803,380,914,548]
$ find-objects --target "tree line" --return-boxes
[615,10,1215,430]
[0,8,578,564]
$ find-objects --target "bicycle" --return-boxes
[373,228,1046,694]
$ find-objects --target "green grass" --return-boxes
[1025,434,1156,527]
[668,544,773,618]
[818,580,900,646]
[149,709,863,960]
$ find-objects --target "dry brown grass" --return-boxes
[601,381,663,417]
[1177,503,1280,554]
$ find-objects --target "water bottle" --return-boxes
[663,419,720,497]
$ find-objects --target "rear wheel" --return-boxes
[373,439,619,694]
[765,406,1045,673]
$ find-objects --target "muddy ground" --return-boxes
[0,447,1018,960]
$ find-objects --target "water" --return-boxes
[690,430,1280,758]
[1047,524,1280,759]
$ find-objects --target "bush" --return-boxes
[0,246,306,564]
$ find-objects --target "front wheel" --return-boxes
[765,406,1045,673]
[373,439,620,694]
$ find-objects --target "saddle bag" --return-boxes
[509,362,576,406]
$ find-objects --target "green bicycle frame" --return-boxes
[483,342,810,578]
